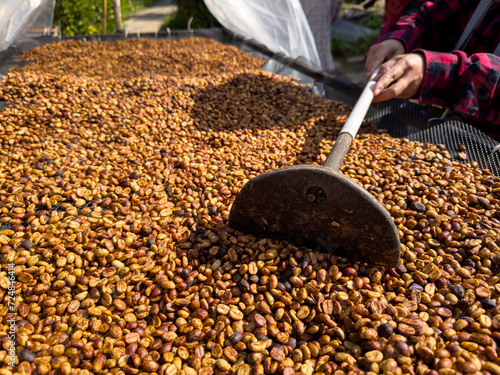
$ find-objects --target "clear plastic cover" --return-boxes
[0,0,54,52]
[26,0,56,37]
[203,0,322,70]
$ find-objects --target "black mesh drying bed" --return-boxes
[0,28,499,176]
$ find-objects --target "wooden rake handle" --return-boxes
[323,70,378,171]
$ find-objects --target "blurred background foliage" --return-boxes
[332,0,383,56]
[54,0,157,36]
[162,0,220,30]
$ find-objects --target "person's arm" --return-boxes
[383,0,410,25]
[368,48,500,124]
[365,0,444,78]
[368,0,476,73]
[417,50,500,124]
[366,0,500,124]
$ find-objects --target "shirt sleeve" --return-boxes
[417,50,500,124]
[374,0,500,124]
[375,0,471,53]
[383,0,410,26]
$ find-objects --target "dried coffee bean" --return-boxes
[410,283,423,291]
[21,239,34,250]
[229,332,243,345]
[19,349,36,363]
[463,259,476,268]
[450,285,465,299]
[480,298,496,309]
[410,201,426,212]
[377,323,394,338]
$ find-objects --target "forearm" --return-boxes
[417,50,500,124]
[376,0,465,53]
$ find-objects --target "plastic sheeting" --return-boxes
[0,0,55,52]
[203,0,321,70]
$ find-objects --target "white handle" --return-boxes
[339,69,378,137]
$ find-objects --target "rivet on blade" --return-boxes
[306,186,327,204]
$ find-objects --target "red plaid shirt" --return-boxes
[383,0,428,25]
[375,0,500,126]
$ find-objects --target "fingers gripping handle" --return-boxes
[323,70,378,171]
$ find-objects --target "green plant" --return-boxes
[54,0,108,36]
[331,3,383,58]
[358,5,383,29]
[54,0,157,36]
[161,0,220,30]
[331,32,379,58]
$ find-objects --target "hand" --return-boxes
[365,39,405,78]
[371,53,425,103]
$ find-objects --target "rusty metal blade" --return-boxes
[228,165,400,267]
